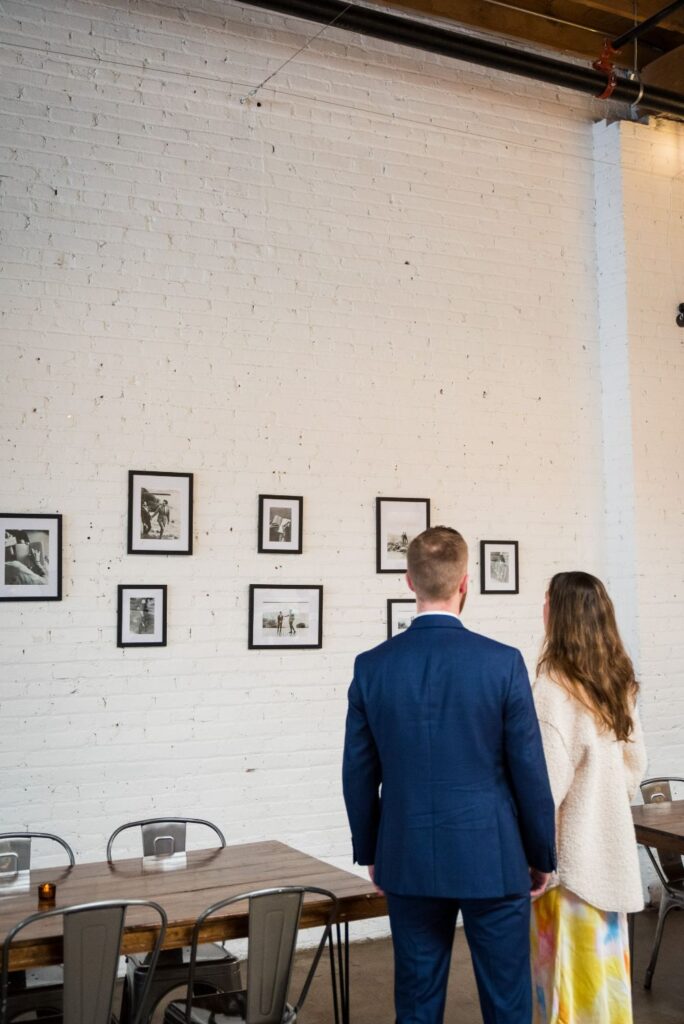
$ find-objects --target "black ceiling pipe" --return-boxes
[612,0,684,51]
[238,0,684,118]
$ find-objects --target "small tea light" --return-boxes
[37,882,56,905]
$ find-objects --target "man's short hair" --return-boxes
[406,527,468,601]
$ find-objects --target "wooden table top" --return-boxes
[0,841,386,971]
[632,799,684,856]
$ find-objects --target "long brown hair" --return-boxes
[537,571,638,742]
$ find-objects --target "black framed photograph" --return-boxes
[258,495,303,554]
[248,585,323,649]
[117,585,167,646]
[376,497,430,573]
[128,471,193,555]
[480,541,519,594]
[1,514,62,601]
[387,599,417,640]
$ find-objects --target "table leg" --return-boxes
[328,929,341,1024]
[335,922,351,1024]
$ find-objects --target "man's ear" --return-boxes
[459,571,469,594]
[406,573,416,594]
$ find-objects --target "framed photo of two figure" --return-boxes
[128,471,193,555]
[248,584,322,649]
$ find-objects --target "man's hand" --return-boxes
[368,864,384,895]
[529,867,551,898]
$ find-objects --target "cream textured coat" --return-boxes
[533,674,648,914]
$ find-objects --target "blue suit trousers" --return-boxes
[386,891,531,1024]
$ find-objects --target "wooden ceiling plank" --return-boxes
[563,0,684,31]
[382,0,666,64]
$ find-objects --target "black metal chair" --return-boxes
[1,898,167,1024]
[107,818,241,1023]
[639,777,684,989]
[162,885,339,1024]
[0,832,76,1015]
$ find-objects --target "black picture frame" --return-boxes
[376,497,430,573]
[387,598,417,640]
[117,584,168,647]
[480,540,519,594]
[257,495,303,554]
[248,584,323,650]
[127,471,193,555]
[1,513,63,601]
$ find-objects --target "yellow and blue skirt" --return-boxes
[531,885,632,1024]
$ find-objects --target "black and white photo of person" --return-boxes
[4,530,49,586]
[277,610,284,636]
[490,550,510,583]
[269,508,292,544]
[140,488,179,541]
[376,498,430,573]
[130,597,155,635]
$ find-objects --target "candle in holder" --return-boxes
[37,882,56,905]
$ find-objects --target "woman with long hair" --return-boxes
[531,571,647,1024]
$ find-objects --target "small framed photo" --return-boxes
[249,585,323,650]
[376,497,430,573]
[1,514,62,601]
[128,471,193,555]
[117,585,167,647]
[387,599,417,640]
[258,495,303,554]
[480,541,519,594]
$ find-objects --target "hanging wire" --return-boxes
[240,3,353,102]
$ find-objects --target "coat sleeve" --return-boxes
[342,663,382,866]
[536,718,576,808]
[503,652,557,873]
[623,703,648,801]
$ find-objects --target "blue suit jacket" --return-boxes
[342,614,556,898]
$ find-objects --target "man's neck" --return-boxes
[415,598,462,616]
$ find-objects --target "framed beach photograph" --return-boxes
[1,514,62,601]
[128,471,193,555]
[258,495,303,554]
[480,540,519,594]
[248,584,323,650]
[387,599,417,640]
[117,585,167,647]
[376,497,430,573]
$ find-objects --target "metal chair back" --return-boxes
[180,886,338,1024]
[106,817,226,862]
[640,776,684,884]
[0,899,166,1024]
[0,833,75,876]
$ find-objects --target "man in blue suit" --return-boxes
[343,527,556,1023]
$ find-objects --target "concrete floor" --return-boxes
[292,906,684,1023]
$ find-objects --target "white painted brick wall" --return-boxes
[0,0,680,936]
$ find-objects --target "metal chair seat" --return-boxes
[163,993,297,1023]
[106,817,242,1023]
[639,776,684,990]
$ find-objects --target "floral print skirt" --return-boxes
[531,884,632,1024]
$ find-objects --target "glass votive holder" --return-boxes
[37,882,56,906]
